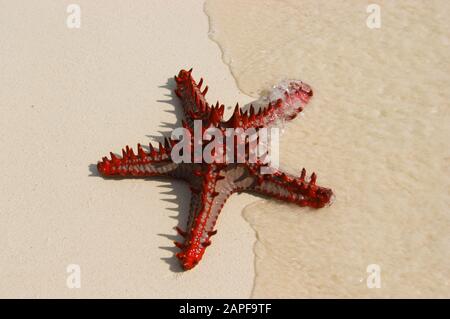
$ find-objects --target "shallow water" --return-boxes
[205,0,450,297]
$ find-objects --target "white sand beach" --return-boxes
[0,0,255,298]
[0,0,449,298]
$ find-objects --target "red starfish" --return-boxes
[97,68,333,270]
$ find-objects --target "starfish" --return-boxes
[97,68,333,270]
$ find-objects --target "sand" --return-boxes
[1,0,449,299]
[205,0,450,297]
[0,0,256,298]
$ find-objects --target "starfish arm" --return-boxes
[173,69,313,131]
[174,69,212,124]
[174,164,233,270]
[174,69,225,129]
[222,81,314,130]
[246,166,334,209]
[97,141,179,177]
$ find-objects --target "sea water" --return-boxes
[205,0,450,297]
